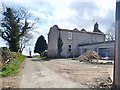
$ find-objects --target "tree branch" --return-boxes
[1,32,10,42]
[1,23,11,30]
[19,19,31,36]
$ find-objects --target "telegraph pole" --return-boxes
[115,0,120,86]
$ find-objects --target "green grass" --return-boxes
[0,52,25,77]
[34,55,47,59]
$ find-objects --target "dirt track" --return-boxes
[19,58,87,88]
[1,58,113,88]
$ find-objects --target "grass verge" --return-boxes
[0,52,25,77]
[34,55,47,59]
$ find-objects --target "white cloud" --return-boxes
[94,0,115,18]
[49,8,78,28]
[30,10,48,20]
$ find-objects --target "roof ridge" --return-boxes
[58,28,105,35]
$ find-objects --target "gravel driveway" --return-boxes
[19,58,87,88]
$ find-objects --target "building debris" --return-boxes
[78,50,100,62]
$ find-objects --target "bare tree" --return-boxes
[106,23,115,41]
[19,32,33,53]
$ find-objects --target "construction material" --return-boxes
[78,50,100,62]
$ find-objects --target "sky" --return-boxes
[0,0,116,56]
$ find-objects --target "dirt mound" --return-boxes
[78,50,100,62]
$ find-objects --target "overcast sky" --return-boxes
[0,0,116,55]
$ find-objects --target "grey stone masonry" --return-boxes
[48,24,105,58]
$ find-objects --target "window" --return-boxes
[68,44,72,52]
[68,32,72,40]
[69,45,71,48]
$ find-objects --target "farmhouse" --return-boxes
[48,23,114,58]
